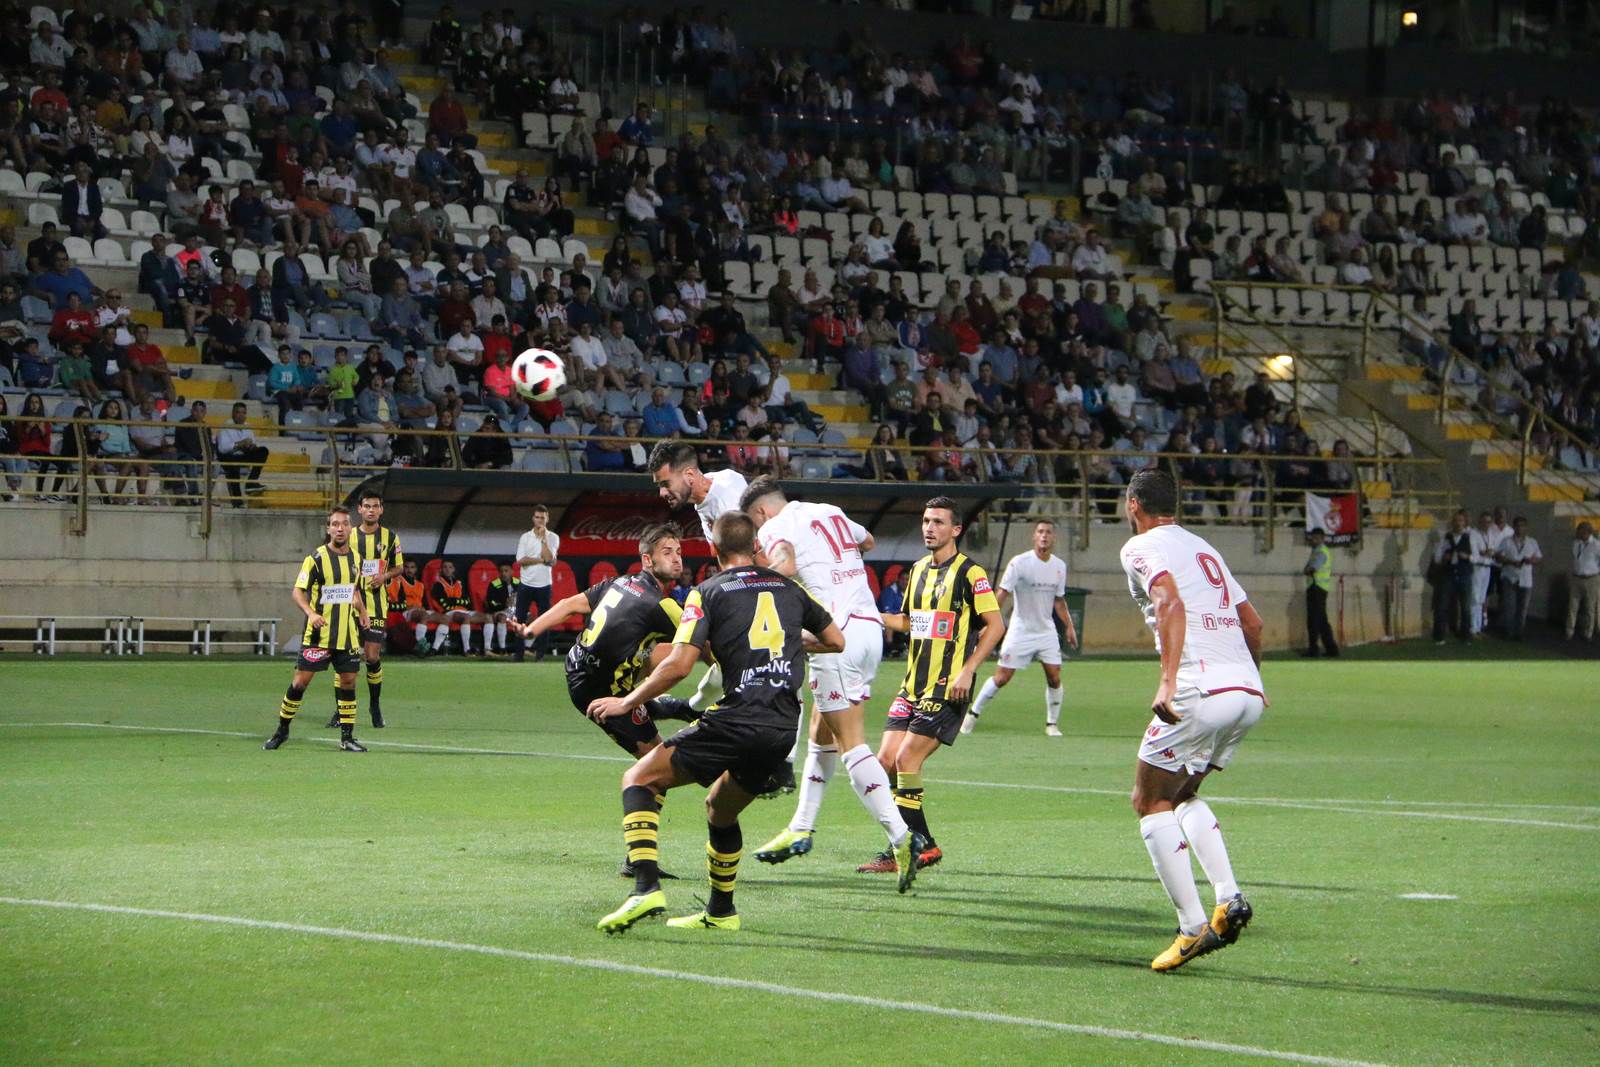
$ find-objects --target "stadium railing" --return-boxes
[1210,280,1600,498]
[0,416,1455,549]
[0,615,279,656]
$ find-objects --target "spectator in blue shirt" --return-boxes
[617,104,655,146]
[640,387,680,438]
[32,250,98,310]
[138,234,182,321]
[878,569,909,657]
[319,99,360,158]
[583,411,628,470]
[982,336,1019,391]
[266,344,305,422]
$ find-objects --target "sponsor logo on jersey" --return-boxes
[631,708,650,725]
[681,602,704,622]
[908,609,956,640]
[972,576,992,595]
[302,647,329,662]
[1130,554,1150,576]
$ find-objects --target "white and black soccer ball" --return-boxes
[511,348,567,401]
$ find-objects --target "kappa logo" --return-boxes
[1175,840,1189,853]
[827,691,842,702]
[863,782,882,794]
[807,775,826,784]
[301,647,329,662]
[1160,747,1177,760]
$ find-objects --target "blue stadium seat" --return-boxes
[246,376,270,403]
[685,362,711,386]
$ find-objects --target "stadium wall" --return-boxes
[0,508,1427,653]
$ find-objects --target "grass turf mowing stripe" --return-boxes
[5,721,1598,829]
[0,896,1397,1067]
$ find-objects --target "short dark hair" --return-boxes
[739,475,785,513]
[1127,470,1178,517]
[1034,519,1054,529]
[648,440,698,475]
[360,489,383,503]
[532,503,549,516]
[924,495,959,521]
[639,522,679,556]
[712,512,756,560]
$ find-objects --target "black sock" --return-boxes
[366,664,382,712]
[894,771,935,847]
[276,684,305,733]
[622,784,662,895]
[706,820,742,917]
[335,686,357,737]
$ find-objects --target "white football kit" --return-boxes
[1120,524,1265,775]
[695,468,748,539]
[997,550,1068,668]
[757,500,882,713]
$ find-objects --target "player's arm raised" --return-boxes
[522,591,591,637]
[1148,573,1186,723]
[588,642,701,721]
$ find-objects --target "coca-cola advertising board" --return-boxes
[558,493,713,557]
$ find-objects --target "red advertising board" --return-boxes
[557,493,713,557]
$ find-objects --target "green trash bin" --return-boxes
[1061,587,1090,659]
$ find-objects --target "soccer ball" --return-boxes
[511,348,567,401]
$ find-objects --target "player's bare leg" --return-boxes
[1172,768,1251,945]
[963,665,1015,734]
[1133,759,1224,970]
[600,744,689,933]
[667,772,758,930]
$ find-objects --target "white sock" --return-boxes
[786,724,803,763]
[433,624,449,649]
[1140,811,1207,935]
[970,677,1001,718]
[843,743,908,844]
[414,621,427,644]
[496,620,507,649]
[690,662,723,710]
[1045,684,1063,726]
[1176,798,1239,904]
[789,741,838,833]
[464,624,478,652]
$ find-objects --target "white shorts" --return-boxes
[809,615,883,714]
[1137,687,1265,776]
[998,627,1062,669]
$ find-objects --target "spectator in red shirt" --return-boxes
[480,348,530,423]
[592,116,621,163]
[125,322,176,403]
[949,305,982,359]
[427,87,477,150]
[806,303,846,364]
[209,266,249,313]
[481,315,515,365]
[49,292,99,347]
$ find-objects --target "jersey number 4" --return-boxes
[809,516,859,562]
[1196,553,1231,608]
[748,591,784,657]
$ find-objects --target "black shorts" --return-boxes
[568,673,660,755]
[883,691,967,747]
[664,713,795,795]
[296,646,362,674]
[360,625,386,646]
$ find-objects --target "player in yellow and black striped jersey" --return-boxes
[265,507,373,753]
[325,490,404,730]
[522,524,694,758]
[865,497,1004,873]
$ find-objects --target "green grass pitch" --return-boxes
[1,655,1596,1066]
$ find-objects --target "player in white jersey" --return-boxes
[962,520,1079,737]
[737,479,923,885]
[1120,470,1265,972]
[644,443,784,783]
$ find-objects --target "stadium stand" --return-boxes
[0,1,1594,541]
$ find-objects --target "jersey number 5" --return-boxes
[809,516,859,562]
[1195,553,1231,608]
[748,591,784,657]
[580,587,625,644]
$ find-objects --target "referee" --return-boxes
[513,505,559,661]
[265,506,372,753]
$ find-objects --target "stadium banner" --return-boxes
[1305,492,1359,545]
[557,493,714,557]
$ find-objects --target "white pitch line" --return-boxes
[0,895,1395,1067]
[3,721,1597,829]
[1398,893,1459,901]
